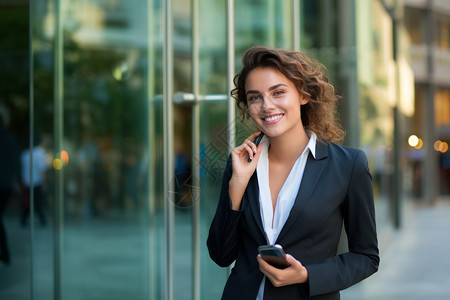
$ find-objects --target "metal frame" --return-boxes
[163,0,175,299]
[227,0,235,154]
[29,0,35,298]
[53,0,64,299]
[191,0,201,298]
[146,0,157,298]
[293,0,300,51]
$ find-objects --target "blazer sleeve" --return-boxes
[306,150,380,296]
[207,156,243,267]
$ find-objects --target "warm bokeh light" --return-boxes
[434,140,449,153]
[415,138,423,149]
[434,140,442,151]
[53,158,63,170]
[408,135,419,147]
[441,142,448,153]
[61,150,69,165]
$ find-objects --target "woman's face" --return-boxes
[245,67,307,138]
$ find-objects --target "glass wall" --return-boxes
[25,0,300,299]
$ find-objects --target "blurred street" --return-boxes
[342,197,450,300]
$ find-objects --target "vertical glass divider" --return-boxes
[191,0,201,299]
[146,0,156,299]
[53,0,65,299]
[28,1,35,298]
[268,0,275,46]
[226,0,235,276]
[227,0,235,153]
[163,0,174,299]
[226,1,236,279]
[292,0,300,51]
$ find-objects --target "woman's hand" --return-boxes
[228,131,263,210]
[257,254,308,287]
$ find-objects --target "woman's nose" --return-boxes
[262,96,275,110]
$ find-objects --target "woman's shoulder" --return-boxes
[319,139,367,162]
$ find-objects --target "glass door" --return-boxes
[31,0,165,299]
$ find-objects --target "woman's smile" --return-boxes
[262,113,284,124]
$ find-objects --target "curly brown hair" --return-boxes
[231,46,345,144]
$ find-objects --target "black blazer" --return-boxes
[207,140,379,299]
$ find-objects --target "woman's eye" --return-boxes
[274,90,285,96]
[248,95,261,101]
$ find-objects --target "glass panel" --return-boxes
[199,0,227,95]
[197,1,228,300]
[172,0,193,300]
[29,0,164,299]
[235,0,293,59]
[148,1,165,299]
[32,1,55,299]
[0,2,35,298]
[199,101,228,299]
[59,0,152,298]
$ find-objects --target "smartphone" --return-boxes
[258,244,290,269]
[248,132,265,162]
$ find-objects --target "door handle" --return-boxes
[173,92,228,104]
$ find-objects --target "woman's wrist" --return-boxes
[229,176,248,210]
[300,266,309,283]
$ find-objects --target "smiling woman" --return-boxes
[207,46,379,299]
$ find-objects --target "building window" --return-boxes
[434,14,450,50]
[435,89,450,127]
[404,7,426,45]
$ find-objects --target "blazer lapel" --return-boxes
[246,171,267,241]
[276,141,329,243]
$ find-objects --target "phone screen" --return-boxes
[258,245,290,269]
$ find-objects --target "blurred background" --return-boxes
[0,0,449,299]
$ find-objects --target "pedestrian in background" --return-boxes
[207,46,379,299]
[0,113,21,265]
[21,132,48,227]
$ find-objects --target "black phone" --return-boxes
[248,132,265,162]
[258,244,290,269]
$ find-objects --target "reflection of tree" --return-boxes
[0,5,29,144]
[359,84,393,147]
[63,33,143,139]
[61,31,155,214]
[360,85,378,122]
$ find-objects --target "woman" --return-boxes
[207,46,379,299]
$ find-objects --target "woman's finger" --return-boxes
[242,143,254,160]
[248,131,262,142]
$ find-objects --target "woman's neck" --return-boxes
[268,125,309,164]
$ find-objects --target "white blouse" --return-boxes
[256,131,317,299]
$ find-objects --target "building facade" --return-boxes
[404,0,450,200]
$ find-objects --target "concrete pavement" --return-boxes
[342,197,450,300]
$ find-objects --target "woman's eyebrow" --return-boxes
[268,83,288,91]
[246,83,287,95]
[246,90,259,95]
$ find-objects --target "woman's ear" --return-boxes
[299,96,309,105]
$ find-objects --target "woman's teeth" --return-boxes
[264,115,282,122]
